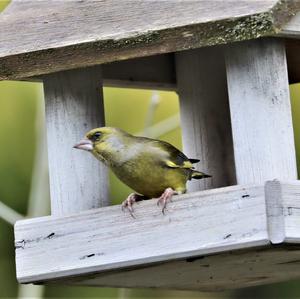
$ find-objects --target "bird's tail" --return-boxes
[190,170,211,180]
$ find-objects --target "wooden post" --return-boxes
[43,67,109,216]
[176,47,236,192]
[225,38,297,184]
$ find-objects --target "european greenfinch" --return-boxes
[74,127,210,215]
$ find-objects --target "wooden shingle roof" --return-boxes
[0,0,299,80]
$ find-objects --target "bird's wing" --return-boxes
[144,138,195,169]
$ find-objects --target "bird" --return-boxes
[73,127,211,216]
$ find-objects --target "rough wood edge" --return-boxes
[17,39,300,88]
[0,1,297,81]
[54,244,300,291]
[265,180,300,244]
[279,181,300,243]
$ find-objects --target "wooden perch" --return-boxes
[14,180,300,290]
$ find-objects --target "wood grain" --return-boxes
[14,180,300,289]
[176,46,236,192]
[43,67,109,216]
[0,0,296,80]
[266,180,300,244]
[67,245,300,291]
[15,184,269,284]
[225,38,297,185]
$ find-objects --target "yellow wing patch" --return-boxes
[165,160,193,169]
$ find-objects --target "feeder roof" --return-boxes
[0,0,299,80]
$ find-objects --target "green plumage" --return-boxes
[84,127,210,198]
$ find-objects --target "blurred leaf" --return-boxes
[0,0,10,12]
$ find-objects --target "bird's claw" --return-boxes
[122,189,177,216]
[156,188,177,214]
[121,193,137,218]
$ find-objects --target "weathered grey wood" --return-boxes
[103,54,176,90]
[281,10,300,38]
[66,245,300,291]
[176,46,236,192]
[225,38,297,185]
[0,0,296,80]
[43,67,109,216]
[22,54,176,90]
[14,180,300,289]
[19,41,300,87]
[265,180,285,244]
[15,184,269,284]
[266,180,300,244]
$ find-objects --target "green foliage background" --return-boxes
[1,81,300,299]
[1,1,300,298]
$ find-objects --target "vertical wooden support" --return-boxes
[176,47,236,192]
[43,67,109,216]
[225,38,297,184]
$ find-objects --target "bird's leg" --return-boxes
[121,193,145,218]
[157,187,178,214]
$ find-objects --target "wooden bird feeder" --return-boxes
[2,0,300,291]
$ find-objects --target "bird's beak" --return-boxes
[73,138,93,152]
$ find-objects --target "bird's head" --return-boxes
[73,127,126,152]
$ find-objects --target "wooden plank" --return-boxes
[43,67,109,216]
[225,38,297,185]
[281,181,300,243]
[20,40,300,88]
[14,184,269,284]
[265,180,285,244]
[102,54,176,90]
[65,245,300,291]
[266,180,300,244]
[21,54,176,90]
[0,0,295,80]
[176,46,235,192]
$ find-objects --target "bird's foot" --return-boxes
[121,193,138,218]
[157,188,177,214]
[121,193,146,218]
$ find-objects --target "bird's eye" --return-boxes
[92,132,101,141]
